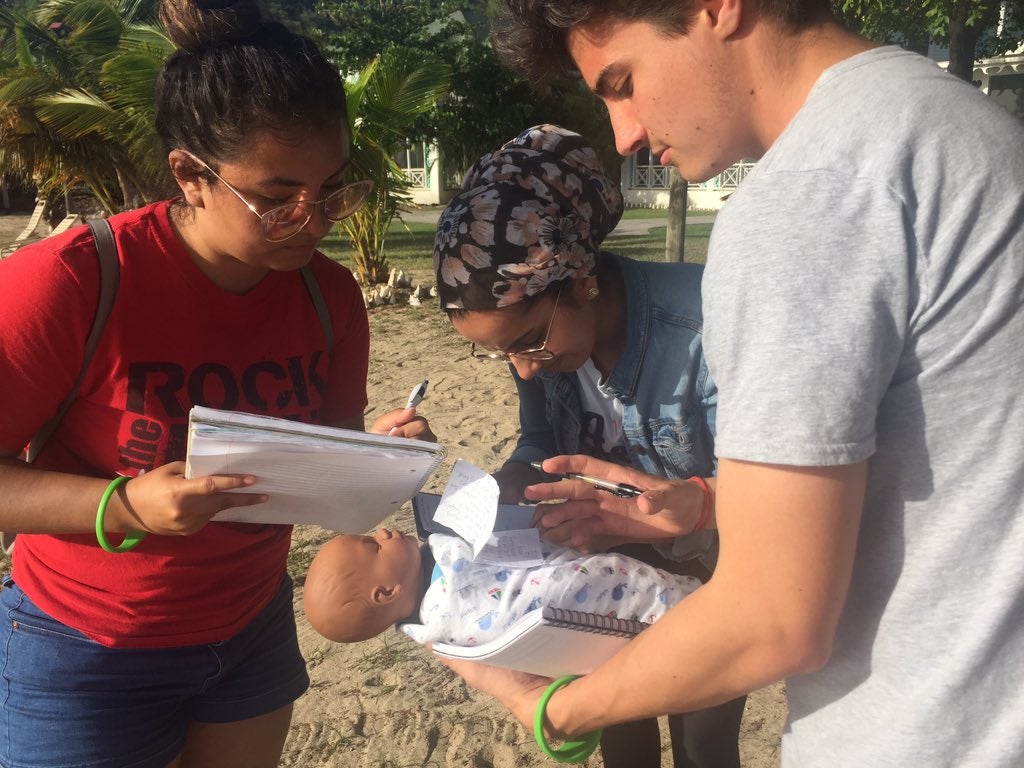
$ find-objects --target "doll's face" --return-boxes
[303,529,423,643]
[348,528,423,593]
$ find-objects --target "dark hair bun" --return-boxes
[160,0,263,52]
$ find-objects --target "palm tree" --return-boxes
[342,48,451,286]
[0,0,172,215]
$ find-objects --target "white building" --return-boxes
[619,149,755,211]
[394,140,451,206]
[960,47,1024,117]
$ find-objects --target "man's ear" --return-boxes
[371,583,403,605]
[700,0,743,40]
[167,149,206,208]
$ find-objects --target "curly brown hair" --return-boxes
[492,0,833,85]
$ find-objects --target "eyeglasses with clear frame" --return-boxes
[181,150,374,243]
[470,285,563,362]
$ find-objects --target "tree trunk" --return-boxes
[904,30,930,57]
[664,168,688,262]
[116,166,144,210]
[946,0,1002,82]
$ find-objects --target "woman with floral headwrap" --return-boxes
[433,124,745,768]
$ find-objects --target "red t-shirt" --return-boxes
[0,202,369,647]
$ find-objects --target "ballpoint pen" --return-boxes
[530,461,644,498]
[387,380,428,437]
[405,379,429,409]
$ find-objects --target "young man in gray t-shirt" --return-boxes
[440,2,1024,767]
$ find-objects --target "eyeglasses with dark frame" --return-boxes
[181,150,374,243]
[470,285,563,362]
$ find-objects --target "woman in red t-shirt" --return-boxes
[0,2,430,766]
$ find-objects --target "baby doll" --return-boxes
[303,528,700,645]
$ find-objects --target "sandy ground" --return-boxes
[0,212,38,243]
[0,212,786,767]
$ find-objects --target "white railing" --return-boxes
[633,165,670,189]
[718,160,755,187]
[695,160,756,190]
[629,160,755,191]
[404,168,427,188]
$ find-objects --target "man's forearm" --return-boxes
[544,580,807,734]
[542,460,867,735]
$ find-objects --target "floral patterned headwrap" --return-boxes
[433,124,624,310]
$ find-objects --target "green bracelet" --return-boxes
[95,476,146,553]
[533,675,603,763]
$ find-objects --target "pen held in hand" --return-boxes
[388,380,429,437]
[405,379,429,410]
[529,461,644,499]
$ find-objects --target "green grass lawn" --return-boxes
[320,218,711,285]
[606,223,711,264]
[620,206,668,220]
[318,221,439,288]
[619,206,716,220]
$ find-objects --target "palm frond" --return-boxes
[35,88,115,139]
[341,47,451,285]
[0,70,54,103]
[101,50,162,110]
[357,49,451,148]
[117,23,173,55]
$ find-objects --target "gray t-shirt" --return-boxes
[705,47,1024,767]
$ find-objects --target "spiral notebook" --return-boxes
[185,406,446,531]
[427,605,649,677]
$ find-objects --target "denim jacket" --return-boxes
[509,252,718,561]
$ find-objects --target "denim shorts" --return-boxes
[0,573,309,768]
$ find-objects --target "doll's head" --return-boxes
[303,529,424,643]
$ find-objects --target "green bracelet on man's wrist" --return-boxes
[533,675,602,763]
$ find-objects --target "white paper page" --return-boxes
[474,528,545,567]
[431,622,633,677]
[192,446,438,530]
[188,433,402,458]
[189,405,437,453]
[434,459,498,556]
[186,406,445,531]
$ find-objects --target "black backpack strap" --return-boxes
[300,264,334,349]
[25,219,120,463]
